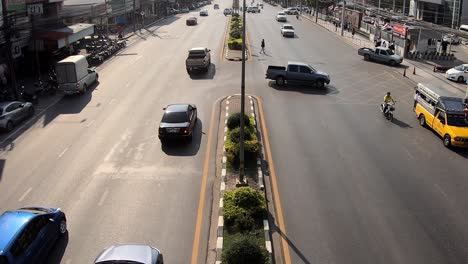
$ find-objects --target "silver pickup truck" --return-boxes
[358,47,403,66]
[186,47,211,74]
[265,62,330,88]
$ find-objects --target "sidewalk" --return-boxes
[302,13,468,97]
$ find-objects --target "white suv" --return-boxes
[276,12,287,22]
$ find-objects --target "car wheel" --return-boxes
[457,76,464,83]
[6,121,13,132]
[364,54,370,61]
[187,68,191,75]
[82,84,88,95]
[58,218,67,235]
[28,107,35,117]
[276,76,285,85]
[316,79,325,88]
[443,134,451,147]
[389,60,396,66]
[419,114,426,127]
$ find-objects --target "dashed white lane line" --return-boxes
[98,189,109,206]
[58,146,69,159]
[18,187,32,202]
[86,119,95,127]
[0,96,62,145]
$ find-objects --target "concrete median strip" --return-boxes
[213,95,273,263]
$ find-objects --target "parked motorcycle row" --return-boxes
[20,70,59,105]
[84,35,127,66]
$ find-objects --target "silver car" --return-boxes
[0,101,35,132]
[95,244,164,264]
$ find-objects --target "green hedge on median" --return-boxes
[223,187,267,232]
[228,16,243,50]
[222,233,269,264]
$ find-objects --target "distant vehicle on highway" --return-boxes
[445,64,468,82]
[223,8,233,15]
[159,104,198,143]
[186,16,198,25]
[247,6,260,13]
[276,12,287,22]
[283,7,299,15]
[280,24,295,37]
[214,3,219,9]
[200,9,208,16]
[168,8,180,14]
[443,34,461,44]
[0,101,35,131]
[266,62,330,88]
[95,244,164,264]
[181,7,190,13]
[358,47,403,66]
[0,207,67,263]
[186,47,211,73]
[56,55,98,95]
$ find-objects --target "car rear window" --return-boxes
[188,50,206,58]
[162,112,188,123]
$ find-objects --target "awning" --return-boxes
[35,23,95,49]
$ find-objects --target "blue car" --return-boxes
[0,207,67,264]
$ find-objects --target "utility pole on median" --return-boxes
[2,0,18,100]
[238,0,247,185]
[340,0,345,36]
[133,0,137,32]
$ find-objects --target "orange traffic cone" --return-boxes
[413,66,416,75]
[403,68,406,77]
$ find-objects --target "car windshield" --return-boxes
[162,112,188,123]
[308,65,316,72]
[284,26,294,30]
[188,50,206,58]
[447,114,468,127]
[278,12,285,15]
[454,65,465,71]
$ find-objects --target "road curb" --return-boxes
[213,95,273,263]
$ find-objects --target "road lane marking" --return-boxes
[255,95,292,264]
[191,99,216,264]
[18,187,32,202]
[58,146,69,159]
[0,96,62,145]
[98,189,109,206]
[109,98,117,105]
[435,184,449,199]
[86,119,95,127]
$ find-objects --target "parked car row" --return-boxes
[169,1,211,14]
[0,207,164,264]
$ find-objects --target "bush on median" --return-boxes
[223,187,267,231]
[222,233,269,264]
[228,38,243,50]
[227,112,251,129]
[225,126,260,166]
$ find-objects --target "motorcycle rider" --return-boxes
[383,91,395,114]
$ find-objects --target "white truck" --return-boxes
[56,55,98,95]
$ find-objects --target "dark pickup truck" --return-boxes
[265,62,330,87]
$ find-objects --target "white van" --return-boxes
[56,55,98,95]
[459,24,468,32]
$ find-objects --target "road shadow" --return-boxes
[43,81,100,127]
[391,117,412,128]
[269,81,339,95]
[0,159,4,182]
[189,63,216,80]
[45,232,69,264]
[267,211,312,264]
[161,119,203,156]
[453,148,468,159]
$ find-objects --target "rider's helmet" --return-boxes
[387,91,391,96]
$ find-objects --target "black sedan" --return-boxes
[158,104,197,143]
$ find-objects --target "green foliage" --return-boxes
[225,126,260,166]
[223,187,267,231]
[222,234,269,264]
[230,30,241,39]
[228,38,243,50]
[232,12,240,18]
[227,112,251,129]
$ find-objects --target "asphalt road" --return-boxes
[246,3,468,264]
[0,4,239,263]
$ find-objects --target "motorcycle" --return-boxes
[380,101,396,121]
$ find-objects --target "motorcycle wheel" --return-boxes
[388,113,393,122]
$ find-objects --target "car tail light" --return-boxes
[159,128,165,134]
[76,83,80,88]
[184,128,189,134]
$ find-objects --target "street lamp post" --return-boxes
[340,0,345,36]
[238,0,247,185]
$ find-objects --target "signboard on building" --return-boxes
[393,24,407,37]
[6,0,26,11]
[27,3,43,15]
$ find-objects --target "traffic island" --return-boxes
[210,95,272,264]
[223,15,249,61]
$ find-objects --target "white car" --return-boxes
[223,8,233,15]
[200,10,208,16]
[445,64,468,82]
[284,8,299,15]
[443,34,461,44]
[276,12,287,22]
[280,24,295,37]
